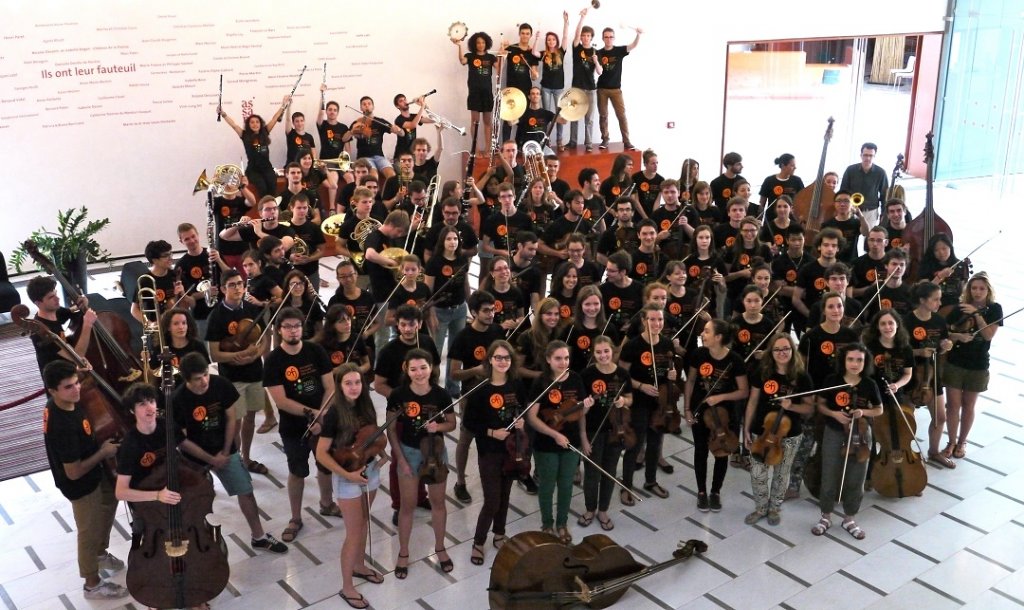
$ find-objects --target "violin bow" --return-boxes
[880,376,925,457]
[756,285,784,315]
[345,280,405,362]
[770,383,850,403]
[420,261,472,309]
[567,442,643,503]
[837,412,857,499]
[951,230,1001,272]
[582,314,616,369]
[972,304,1024,337]
[672,297,711,343]
[416,377,490,430]
[743,312,790,364]
[301,389,335,440]
[646,327,659,393]
[847,266,899,327]
[255,293,296,346]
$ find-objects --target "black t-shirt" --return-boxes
[375,335,441,388]
[731,314,779,367]
[564,323,621,373]
[600,279,644,334]
[31,309,79,375]
[946,303,1002,371]
[450,324,504,374]
[116,419,181,491]
[796,259,831,310]
[632,172,664,218]
[387,384,451,448]
[317,120,349,160]
[355,119,389,158]
[596,222,638,259]
[423,220,479,258]
[760,220,803,252]
[759,175,805,205]
[388,281,431,312]
[214,194,252,256]
[44,401,103,500]
[650,206,690,255]
[241,133,273,172]
[580,365,632,437]
[176,250,214,319]
[798,325,861,386]
[465,52,498,90]
[317,333,372,369]
[821,217,861,263]
[463,380,529,454]
[327,289,377,340]
[263,342,333,437]
[517,108,556,145]
[748,370,812,437]
[686,347,746,418]
[685,204,723,228]
[320,401,378,458]
[904,311,948,362]
[863,283,913,321]
[596,46,629,89]
[504,46,538,93]
[571,44,598,90]
[424,254,469,308]
[620,335,676,410]
[413,158,440,185]
[529,371,586,452]
[393,114,419,159]
[362,229,398,297]
[851,253,886,290]
[709,174,746,208]
[713,223,740,252]
[510,258,543,303]
[490,285,527,329]
[289,220,327,277]
[866,340,915,402]
[481,209,533,255]
[820,374,881,432]
[539,48,566,89]
[628,249,666,285]
[204,301,264,383]
[173,374,240,461]
[286,129,316,163]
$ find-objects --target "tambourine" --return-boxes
[448,21,468,42]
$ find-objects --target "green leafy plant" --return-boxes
[10,206,111,273]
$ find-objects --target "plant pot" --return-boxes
[59,250,89,303]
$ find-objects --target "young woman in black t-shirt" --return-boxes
[905,281,955,468]
[517,298,565,380]
[681,225,728,318]
[386,349,456,579]
[282,270,325,340]
[742,333,813,526]
[549,261,580,322]
[315,363,385,607]
[462,341,527,566]
[314,305,372,379]
[454,32,498,153]
[219,99,289,198]
[424,226,470,397]
[564,284,620,372]
[157,308,209,379]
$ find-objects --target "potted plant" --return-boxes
[10,206,111,298]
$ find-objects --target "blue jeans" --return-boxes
[568,89,597,146]
[541,87,565,145]
[433,301,468,397]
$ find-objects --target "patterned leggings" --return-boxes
[749,435,801,514]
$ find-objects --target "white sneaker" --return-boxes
[96,552,125,572]
[83,580,129,600]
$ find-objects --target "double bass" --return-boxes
[792,117,836,244]
[126,347,229,608]
[904,133,952,283]
[489,533,707,609]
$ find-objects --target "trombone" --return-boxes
[135,274,166,384]
[317,152,352,172]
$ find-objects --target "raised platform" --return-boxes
[463,142,642,186]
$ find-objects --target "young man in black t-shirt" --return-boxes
[42,360,127,600]
[821,190,871,263]
[516,86,557,147]
[176,222,224,327]
[709,152,746,207]
[285,111,316,163]
[500,23,540,142]
[285,194,326,287]
[569,10,601,151]
[263,308,337,542]
[596,26,642,150]
[26,276,96,375]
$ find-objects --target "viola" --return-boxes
[607,402,636,450]
[488,532,707,609]
[651,354,684,434]
[870,380,926,498]
[696,361,739,457]
[503,425,533,478]
[792,117,836,243]
[904,133,953,283]
[841,415,872,464]
[418,406,447,484]
[909,348,936,407]
[218,301,271,353]
[750,408,792,466]
[126,347,229,609]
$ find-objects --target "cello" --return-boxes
[904,133,952,283]
[23,240,144,394]
[489,533,707,609]
[125,345,229,609]
[792,117,836,244]
[870,378,926,498]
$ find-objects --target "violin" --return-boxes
[750,405,792,466]
[126,346,229,608]
[539,397,588,431]
[504,423,533,478]
[792,117,836,243]
[904,133,953,283]
[488,532,707,609]
[651,354,684,434]
[697,362,739,457]
[841,414,872,464]
[870,379,926,498]
[218,300,274,353]
[418,405,447,484]
[331,412,400,473]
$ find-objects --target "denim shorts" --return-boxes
[332,458,382,500]
[398,441,448,482]
[211,452,254,496]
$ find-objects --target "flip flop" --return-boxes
[352,570,383,584]
[620,490,636,507]
[338,591,368,609]
[257,419,278,434]
[598,515,614,531]
[577,512,594,527]
[246,460,269,475]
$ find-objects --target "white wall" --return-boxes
[0,0,947,265]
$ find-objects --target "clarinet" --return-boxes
[206,192,219,306]
[216,74,223,122]
[278,65,307,122]
[462,122,480,217]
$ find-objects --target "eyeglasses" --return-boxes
[491,354,512,362]
[772,347,792,353]
[280,323,303,331]
[225,281,244,289]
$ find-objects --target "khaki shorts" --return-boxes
[942,361,990,393]
[232,381,267,419]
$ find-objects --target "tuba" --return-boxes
[522,140,550,193]
[193,164,243,197]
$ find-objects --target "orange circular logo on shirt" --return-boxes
[560,305,571,319]
[913,327,927,340]
[592,380,607,394]
[739,254,750,266]
[577,335,591,350]
[601,57,609,65]
[699,363,714,377]
[405,401,421,418]
[738,329,751,344]
[228,321,239,335]
[874,354,885,366]
[763,380,779,395]
[331,351,344,365]
[880,298,893,309]
[612,186,621,196]
[190,267,203,279]
[640,182,649,192]
[814,278,827,291]
[512,55,521,64]
[345,305,356,317]
[773,186,784,196]
[494,300,504,313]
[774,234,784,246]
[140,452,157,467]
[473,59,482,67]
[583,209,592,219]
[497,224,508,236]
[82,418,92,436]
[640,351,653,366]
[442,265,454,277]
[608,297,621,311]
[406,298,416,306]
[156,289,167,303]
[548,389,562,404]
[725,236,736,248]
[722,188,732,198]
[489,393,504,409]
[43,409,49,434]
[474,346,487,360]
[866,269,877,282]
[668,302,681,315]
[689,265,701,278]
[660,220,671,231]
[891,238,904,249]
[786,269,797,282]
[836,391,851,407]
[821,341,835,355]
[221,206,230,217]
[636,262,648,275]
[285,366,300,382]
[192,406,207,422]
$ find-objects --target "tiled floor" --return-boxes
[1,177,1022,609]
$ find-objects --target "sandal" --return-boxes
[435,548,454,573]
[811,516,832,536]
[246,459,269,475]
[556,526,572,545]
[941,442,955,459]
[541,526,556,536]
[257,419,278,434]
[842,519,866,540]
[338,592,368,609]
[954,442,967,459]
[470,544,485,566]
[320,502,343,518]
[281,518,303,542]
[352,570,384,584]
[577,512,595,527]
[598,515,614,531]
[492,534,508,549]
[643,482,670,499]
[394,553,409,580]
[929,452,957,469]
[620,489,636,507]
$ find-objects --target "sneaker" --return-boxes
[697,492,710,512]
[252,534,288,554]
[96,552,124,572]
[709,493,722,512]
[624,142,637,151]
[83,580,129,600]
[518,475,538,495]
[585,145,594,153]
[454,483,472,503]
[598,141,609,150]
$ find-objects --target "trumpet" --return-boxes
[422,108,466,136]
[317,152,352,172]
[851,192,864,207]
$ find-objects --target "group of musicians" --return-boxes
[26,25,1004,610]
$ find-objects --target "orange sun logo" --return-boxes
[699,363,714,377]
[285,366,300,382]
[192,406,207,422]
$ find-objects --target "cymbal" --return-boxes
[321,212,346,236]
[499,87,527,121]
[558,88,590,121]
